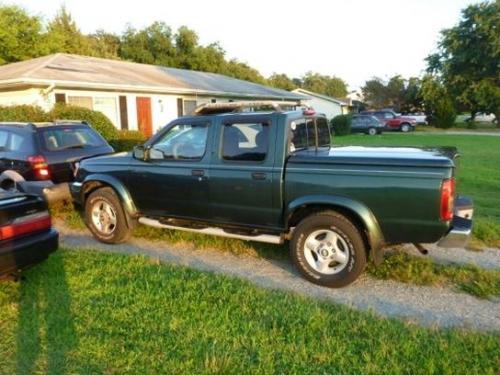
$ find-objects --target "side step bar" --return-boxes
[138,217,284,245]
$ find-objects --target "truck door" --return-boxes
[208,116,277,228]
[126,119,212,219]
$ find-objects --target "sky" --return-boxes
[11,0,482,90]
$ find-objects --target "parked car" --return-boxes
[404,112,428,125]
[361,110,416,132]
[0,121,114,202]
[71,101,472,288]
[0,190,58,279]
[465,113,496,123]
[350,115,385,135]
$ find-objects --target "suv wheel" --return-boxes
[290,211,367,287]
[400,123,410,132]
[85,187,130,244]
[367,127,377,136]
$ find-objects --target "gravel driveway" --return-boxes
[56,223,500,332]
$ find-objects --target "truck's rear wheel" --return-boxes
[290,211,366,287]
[85,187,130,244]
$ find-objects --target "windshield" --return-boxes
[39,126,107,151]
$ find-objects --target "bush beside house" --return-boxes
[330,114,352,136]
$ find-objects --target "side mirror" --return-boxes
[133,145,146,160]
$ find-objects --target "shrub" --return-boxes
[48,103,119,140]
[0,104,49,122]
[330,114,352,136]
[432,98,457,129]
[109,130,146,152]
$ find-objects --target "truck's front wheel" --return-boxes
[85,187,131,244]
[290,211,366,287]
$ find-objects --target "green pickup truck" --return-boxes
[71,102,473,287]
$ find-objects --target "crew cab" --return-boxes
[71,101,473,287]
[361,110,416,132]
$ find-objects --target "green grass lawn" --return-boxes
[0,250,498,374]
[334,133,500,247]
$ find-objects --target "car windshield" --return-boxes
[39,126,107,151]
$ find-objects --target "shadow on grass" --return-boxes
[15,253,77,374]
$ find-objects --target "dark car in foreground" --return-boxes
[0,121,114,201]
[71,101,473,288]
[350,115,385,135]
[0,190,58,279]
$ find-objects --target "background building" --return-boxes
[0,54,306,136]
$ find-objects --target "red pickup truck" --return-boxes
[361,110,416,132]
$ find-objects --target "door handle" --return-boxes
[251,172,267,180]
[191,169,205,177]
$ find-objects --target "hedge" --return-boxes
[49,103,119,140]
[330,114,352,136]
[0,105,49,122]
[109,130,146,152]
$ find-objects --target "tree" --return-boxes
[119,22,176,66]
[302,72,347,98]
[362,77,389,109]
[267,73,297,91]
[421,75,456,128]
[89,30,121,58]
[223,59,266,84]
[362,75,424,113]
[0,5,46,64]
[45,6,93,55]
[427,1,500,123]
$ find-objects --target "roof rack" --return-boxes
[0,120,88,128]
[194,101,302,115]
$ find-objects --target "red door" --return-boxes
[136,97,153,137]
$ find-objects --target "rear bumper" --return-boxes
[18,181,71,203]
[437,196,473,248]
[0,229,59,277]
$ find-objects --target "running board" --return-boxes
[138,217,284,244]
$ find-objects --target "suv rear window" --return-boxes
[39,126,107,151]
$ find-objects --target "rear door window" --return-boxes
[39,126,107,151]
[222,123,269,162]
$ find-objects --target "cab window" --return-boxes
[222,123,269,162]
[150,123,208,160]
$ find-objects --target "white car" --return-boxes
[466,113,496,123]
[405,112,427,125]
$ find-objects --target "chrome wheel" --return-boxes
[401,124,410,132]
[91,199,117,235]
[368,127,377,136]
[303,229,350,275]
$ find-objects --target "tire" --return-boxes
[290,211,367,288]
[367,127,377,136]
[85,187,130,244]
[400,123,410,132]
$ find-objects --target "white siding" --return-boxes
[0,88,51,110]
[302,96,342,120]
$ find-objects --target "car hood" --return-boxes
[80,151,133,166]
[289,146,458,168]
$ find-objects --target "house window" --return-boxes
[211,99,217,103]
[55,93,66,103]
[184,100,197,116]
[94,97,118,127]
[67,96,93,110]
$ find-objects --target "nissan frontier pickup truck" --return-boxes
[71,101,473,287]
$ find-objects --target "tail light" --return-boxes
[440,178,455,221]
[0,212,51,241]
[28,155,50,179]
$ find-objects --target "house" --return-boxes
[292,88,349,120]
[0,53,306,136]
